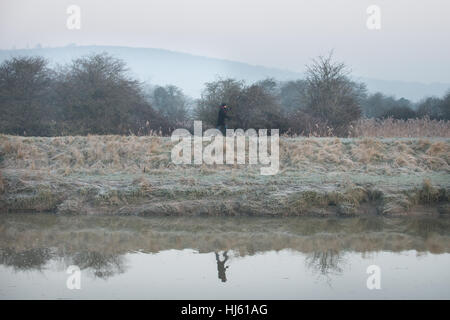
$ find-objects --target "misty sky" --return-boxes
[1,0,449,83]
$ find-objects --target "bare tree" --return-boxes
[54,53,165,135]
[0,56,54,135]
[195,78,285,131]
[303,52,366,135]
[150,85,190,129]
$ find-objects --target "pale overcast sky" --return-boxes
[1,0,449,83]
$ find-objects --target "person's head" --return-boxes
[220,102,228,109]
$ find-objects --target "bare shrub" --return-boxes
[302,53,366,136]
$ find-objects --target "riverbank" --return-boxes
[0,134,449,216]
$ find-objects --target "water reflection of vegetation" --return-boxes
[0,214,449,279]
[305,249,345,276]
[0,248,126,278]
[0,248,52,271]
[69,251,126,279]
[305,249,347,285]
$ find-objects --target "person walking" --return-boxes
[216,103,230,135]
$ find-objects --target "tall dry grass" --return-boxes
[1,133,449,175]
[351,118,450,138]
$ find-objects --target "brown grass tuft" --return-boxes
[426,141,448,157]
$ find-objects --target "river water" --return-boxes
[0,214,449,299]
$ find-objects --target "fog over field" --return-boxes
[1,0,450,100]
[0,45,449,101]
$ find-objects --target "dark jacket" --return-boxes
[217,108,229,126]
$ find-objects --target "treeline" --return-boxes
[362,93,450,120]
[0,53,449,137]
[0,54,188,136]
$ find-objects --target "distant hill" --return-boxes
[1,45,448,101]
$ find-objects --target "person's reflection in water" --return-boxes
[215,251,229,282]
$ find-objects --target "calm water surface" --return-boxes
[1,214,449,299]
